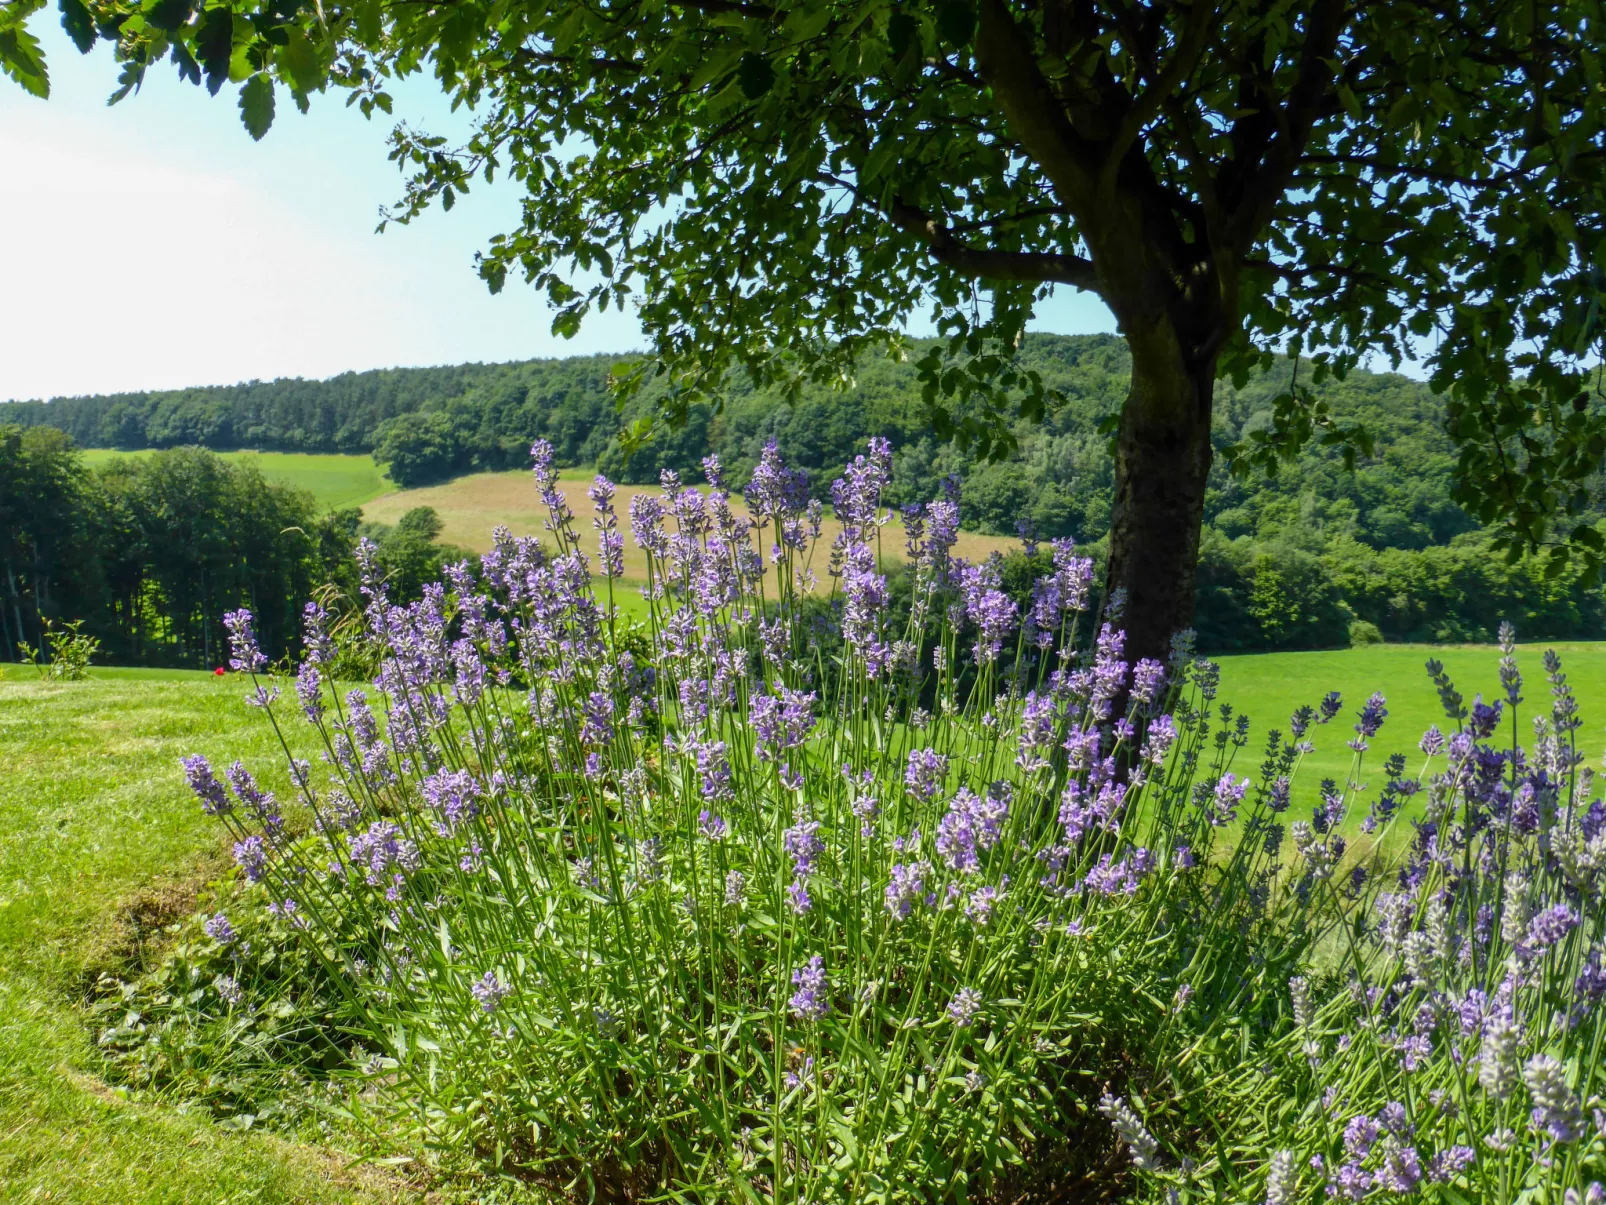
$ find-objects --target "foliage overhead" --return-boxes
[5,0,1605,572]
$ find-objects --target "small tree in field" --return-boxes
[6,0,1605,659]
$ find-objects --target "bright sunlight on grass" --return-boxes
[0,670,411,1204]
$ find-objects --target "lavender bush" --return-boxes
[1104,624,1606,1204]
[182,437,1510,1201]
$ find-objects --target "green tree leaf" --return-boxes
[0,19,50,99]
[58,0,95,54]
[237,72,274,140]
[193,6,231,94]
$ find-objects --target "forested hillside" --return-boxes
[0,430,469,668]
[7,334,1605,652]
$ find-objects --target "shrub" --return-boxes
[180,440,1602,1202]
[21,617,100,679]
[1104,624,1606,1202]
[91,881,360,1132]
[1348,619,1384,647]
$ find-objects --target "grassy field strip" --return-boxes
[1216,641,1606,814]
[79,449,393,511]
[0,675,409,1204]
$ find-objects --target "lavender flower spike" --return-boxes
[222,608,267,673]
[1098,1094,1162,1171]
[789,955,829,1020]
[181,754,232,816]
[472,971,511,1014]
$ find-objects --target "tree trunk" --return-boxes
[1104,318,1217,667]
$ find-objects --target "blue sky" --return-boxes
[0,21,1118,403]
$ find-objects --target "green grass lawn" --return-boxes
[2,639,1602,1198]
[79,449,392,511]
[1216,641,1606,818]
[0,672,411,1203]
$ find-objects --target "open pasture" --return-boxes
[361,467,1021,579]
[1217,640,1606,803]
[78,449,392,511]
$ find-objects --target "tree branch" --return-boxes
[1224,0,1351,248]
[888,197,1101,291]
[1102,0,1217,193]
[973,0,1101,213]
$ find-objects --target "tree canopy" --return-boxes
[7,0,1605,658]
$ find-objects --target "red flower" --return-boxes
[214,667,227,676]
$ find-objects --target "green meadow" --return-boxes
[1215,641,1606,803]
[79,449,392,511]
[0,666,414,1203]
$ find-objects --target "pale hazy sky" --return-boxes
[0,22,1118,404]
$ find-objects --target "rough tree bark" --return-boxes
[1105,329,1218,666]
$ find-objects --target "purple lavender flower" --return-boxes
[1526,905,1578,955]
[1141,715,1178,766]
[783,820,823,877]
[1420,725,1446,756]
[348,820,421,888]
[472,970,510,1014]
[421,768,482,836]
[1327,1162,1371,1201]
[214,974,243,1005]
[1130,659,1167,709]
[225,761,283,837]
[1426,1146,1476,1183]
[223,609,267,673]
[581,690,615,747]
[752,687,817,762]
[959,561,1018,664]
[1016,691,1059,772]
[233,835,269,883]
[936,787,1009,874]
[904,749,949,801]
[181,755,231,816]
[698,810,728,842]
[1378,1144,1422,1194]
[785,880,813,914]
[789,955,829,1020]
[295,661,323,722]
[1344,1114,1382,1160]
[947,987,982,1027]
[1318,692,1343,724]
[1209,773,1251,826]
[1469,695,1503,740]
[694,740,734,804]
[885,861,927,919]
[1268,776,1291,813]
[965,885,1000,925]
[745,440,811,528]
[1088,625,1129,720]
[204,913,236,944]
[1379,1101,1412,1136]
[1355,692,1388,738]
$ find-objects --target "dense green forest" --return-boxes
[7,334,1606,653]
[0,428,467,667]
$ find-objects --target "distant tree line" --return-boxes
[6,334,1606,652]
[0,427,466,668]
